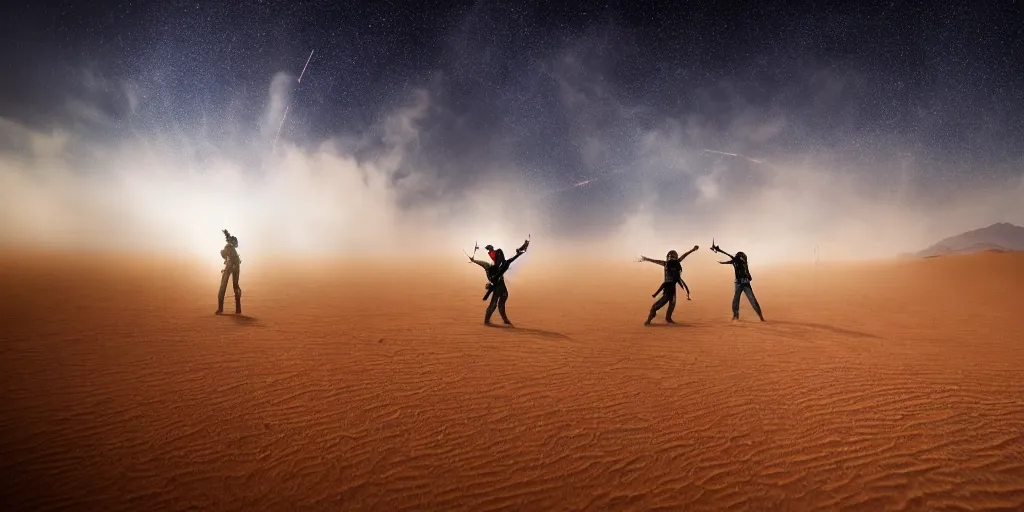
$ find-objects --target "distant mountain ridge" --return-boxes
[915,223,1024,258]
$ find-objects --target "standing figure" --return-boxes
[217,229,242,315]
[711,242,764,321]
[639,245,699,325]
[469,239,528,326]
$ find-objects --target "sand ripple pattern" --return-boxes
[2,253,1023,511]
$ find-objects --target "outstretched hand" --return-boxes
[692,245,699,251]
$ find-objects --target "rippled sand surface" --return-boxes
[2,251,1023,511]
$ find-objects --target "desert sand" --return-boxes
[1,250,1023,511]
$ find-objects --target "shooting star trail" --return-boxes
[271,105,290,155]
[298,49,314,83]
[270,49,314,155]
[543,168,632,197]
[703,149,739,157]
[566,172,618,191]
[704,148,770,165]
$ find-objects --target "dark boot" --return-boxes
[235,295,242,314]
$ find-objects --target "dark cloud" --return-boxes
[0,0,1021,260]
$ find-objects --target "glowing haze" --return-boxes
[1,2,1021,264]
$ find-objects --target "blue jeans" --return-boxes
[732,282,762,319]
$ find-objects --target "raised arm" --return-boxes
[488,254,522,282]
[679,245,700,260]
[471,258,492,270]
[716,247,735,259]
[640,256,666,266]
[503,251,526,272]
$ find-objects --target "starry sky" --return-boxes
[1,0,1022,259]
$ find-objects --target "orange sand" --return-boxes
[1,251,1023,511]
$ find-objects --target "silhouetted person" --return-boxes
[640,245,699,325]
[712,245,764,321]
[217,229,242,315]
[470,243,526,325]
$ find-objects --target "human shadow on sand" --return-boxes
[222,314,260,326]
[646,322,695,328]
[768,320,880,339]
[485,323,572,340]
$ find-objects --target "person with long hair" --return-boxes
[711,243,764,321]
[639,245,699,325]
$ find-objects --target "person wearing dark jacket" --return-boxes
[712,245,764,321]
[470,244,526,325]
[640,245,699,325]
[217,229,242,315]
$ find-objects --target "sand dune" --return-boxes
[2,251,1023,511]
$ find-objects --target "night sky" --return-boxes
[1,0,1022,258]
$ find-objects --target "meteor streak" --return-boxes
[540,168,632,198]
[569,168,631,190]
[271,49,314,155]
[701,148,785,172]
[298,50,314,84]
[271,105,290,155]
[702,148,765,165]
